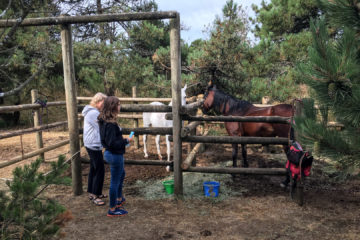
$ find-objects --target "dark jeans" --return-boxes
[86,148,105,196]
[104,150,125,208]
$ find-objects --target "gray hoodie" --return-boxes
[82,105,102,150]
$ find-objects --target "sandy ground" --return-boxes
[0,131,359,240]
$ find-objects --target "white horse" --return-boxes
[143,85,187,166]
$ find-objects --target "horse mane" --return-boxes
[210,86,253,115]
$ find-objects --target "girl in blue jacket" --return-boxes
[98,96,133,217]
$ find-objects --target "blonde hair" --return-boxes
[90,92,107,107]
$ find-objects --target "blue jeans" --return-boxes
[104,150,125,208]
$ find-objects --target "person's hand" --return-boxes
[126,134,134,147]
[128,131,135,141]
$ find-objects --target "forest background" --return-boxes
[1,0,359,174]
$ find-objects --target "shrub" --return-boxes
[0,156,71,239]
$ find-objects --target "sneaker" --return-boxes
[116,197,126,208]
[107,208,128,217]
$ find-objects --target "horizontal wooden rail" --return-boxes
[82,157,172,166]
[117,114,143,119]
[166,114,290,124]
[0,139,69,169]
[77,97,172,102]
[180,100,204,114]
[170,135,290,145]
[124,159,172,166]
[78,114,143,119]
[78,96,197,103]
[0,12,178,27]
[121,127,172,135]
[0,121,68,140]
[120,104,172,112]
[254,104,273,107]
[183,166,287,175]
[0,101,66,113]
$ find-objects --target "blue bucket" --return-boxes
[203,181,220,197]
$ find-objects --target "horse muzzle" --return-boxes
[201,104,209,114]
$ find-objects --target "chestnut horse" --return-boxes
[202,85,293,168]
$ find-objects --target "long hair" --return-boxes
[98,96,120,122]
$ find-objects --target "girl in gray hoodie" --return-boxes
[82,92,107,206]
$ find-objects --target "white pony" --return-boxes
[143,85,187,165]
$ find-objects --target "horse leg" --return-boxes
[155,134,163,160]
[232,144,238,168]
[165,135,171,172]
[262,144,270,153]
[241,144,248,167]
[143,134,148,158]
[165,135,171,162]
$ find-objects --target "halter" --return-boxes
[33,97,48,125]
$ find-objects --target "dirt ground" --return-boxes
[0,131,359,240]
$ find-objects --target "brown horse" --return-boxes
[202,85,293,168]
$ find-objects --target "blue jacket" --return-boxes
[99,119,128,154]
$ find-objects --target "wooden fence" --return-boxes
[0,87,184,169]
[0,11,182,196]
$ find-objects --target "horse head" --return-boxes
[202,85,217,114]
[169,84,187,107]
[181,84,187,106]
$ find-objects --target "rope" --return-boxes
[0,150,80,182]
[44,150,80,176]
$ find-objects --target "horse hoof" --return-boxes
[165,166,170,172]
[144,155,148,158]
[158,155,163,161]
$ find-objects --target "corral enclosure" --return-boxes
[1,130,359,239]
[0,85,358,240]
[0,10,359,240]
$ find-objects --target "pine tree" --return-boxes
[247,0,321,103]
[191,0,250,98]
[0,156,71,239]
[296,0,360,175]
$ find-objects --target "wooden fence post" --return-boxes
[293,99,305,206]
[31,89,44,160]
[61,23,82,196]
[294,100,304,141]
[170,13,183,196]
[132,86,139,149]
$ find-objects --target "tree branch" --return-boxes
[0,0,12,18]
[0,60,45,98]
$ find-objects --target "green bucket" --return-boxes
[163,180,174,194]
